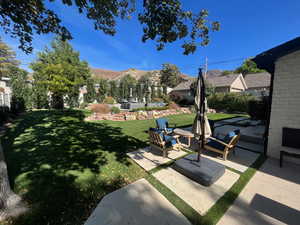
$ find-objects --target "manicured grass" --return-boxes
[1,110,245,225]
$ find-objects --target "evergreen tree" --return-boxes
[157,86,162,98]
[95,78,108,103]
[30,37,91,109]
[8,66,32,111]
[84,78,96,103]
[151,85,156,100]
[136,83,143,102]
[119,74,137,100]
[109,80,118,98]
[163,85,168,95]
[0,38,19,78]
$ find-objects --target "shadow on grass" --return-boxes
[1,110,147,225]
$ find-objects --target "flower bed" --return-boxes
[85,107,192,121]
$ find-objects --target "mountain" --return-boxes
[90,67,192,83]
[205,70,223,77]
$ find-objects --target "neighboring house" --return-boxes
[253,36,300,165]
[206,73,247,93]
[169,79,195,100]
[244,72,271,96]
[0,77,11,108]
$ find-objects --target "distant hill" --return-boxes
[90,67,193,83]
[205,70,223,77]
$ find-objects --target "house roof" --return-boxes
[172,79,196,91]
[244,72,271,88]
[253,36,300,73]
[206,74,241,87]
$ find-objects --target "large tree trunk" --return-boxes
[0,142,27,221]
[51,93,64,109]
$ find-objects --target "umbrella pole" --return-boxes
[197,73,206,162]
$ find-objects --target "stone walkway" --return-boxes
[84,179,191,225]
[217,159,300,225]
[153,167,239,215]
[127,147,187,171]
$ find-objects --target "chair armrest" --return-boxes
[207,137,233,148]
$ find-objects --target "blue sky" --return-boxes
[1,0,299,76]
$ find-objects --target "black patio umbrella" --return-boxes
[192,68,212,162]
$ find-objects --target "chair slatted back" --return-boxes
[149,130,164,148]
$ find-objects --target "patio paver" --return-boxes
[217,158,300,225]
[127,147,187,171]
[202,148,260,172]
[153,167,240,215]
[84,178,191,225]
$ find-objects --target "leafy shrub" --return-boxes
[130,106,169,112]
[90,104,110,114]
[111,106,120,114]
[208,93,255,113]
[161,94,171,104]
[168,101,180,110]
[178,96,194,106]
[103,96,116,104]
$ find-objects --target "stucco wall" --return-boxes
[267,50,300,164]
[230,75,246,92]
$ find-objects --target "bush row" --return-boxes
[207,93,256,113]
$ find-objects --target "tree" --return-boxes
[190,79,215,97]
[108,80,118,99]
[157,85,162,98]
[136,83,143,102]
[160,63,182,88]
[8,66,32,111]
[138,72,152,85]
[32,71,49,109]
[95,78,108,103]
[235,59,266,76]
[0,38,19,78]
[0,1,219,55]
[30,37,91,109]
[221,70,233,76]
[151,85,156,100]
[84,78,96,103]
[119,74,137,100]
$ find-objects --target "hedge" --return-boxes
[130,106,169,112]
[208,93,255,113]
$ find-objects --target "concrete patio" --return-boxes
[217,158,300,225]
[127,147,187,171]
[84,179,191,225]
[153,167,239,215]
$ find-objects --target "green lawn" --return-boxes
[1,110,244,225]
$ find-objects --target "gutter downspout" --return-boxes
[263,65,275,156]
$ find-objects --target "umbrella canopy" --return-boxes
[192,69,212,161]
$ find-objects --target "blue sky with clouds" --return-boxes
[1,0,299,76]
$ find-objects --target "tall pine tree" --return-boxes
[30,37,91,109]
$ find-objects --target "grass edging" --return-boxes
[201,155,267,225]
[146,154,266,225]
[145,174,202,225]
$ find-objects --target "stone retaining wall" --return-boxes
[85,108,192,122]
